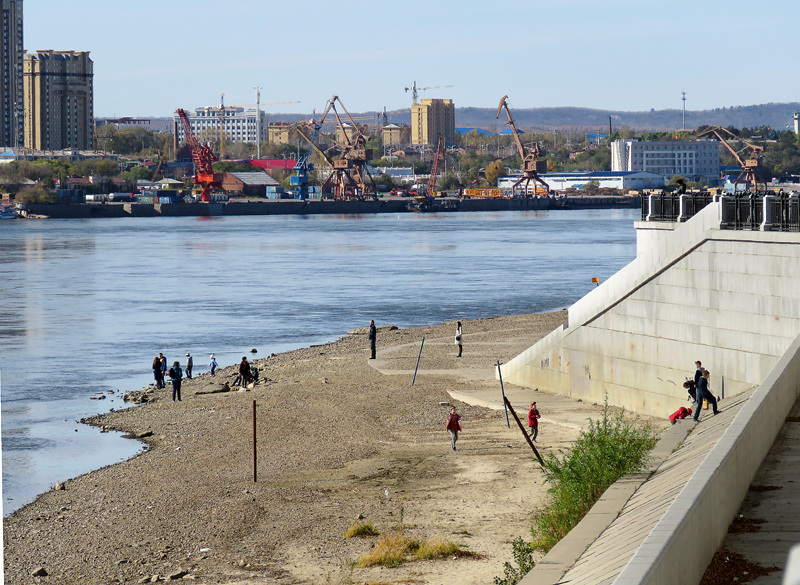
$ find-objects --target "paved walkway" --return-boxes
[712,396,800,584]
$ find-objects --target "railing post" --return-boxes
[645,193,656,221]
[761,194,774,231]
[678,194,690,222]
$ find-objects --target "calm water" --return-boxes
[0,209,638,514]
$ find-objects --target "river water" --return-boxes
[0,209,638,515]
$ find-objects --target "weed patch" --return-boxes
[531,395,657,552]
[345,521,379,538]
[494,537,535,585]
[356,532,473,567]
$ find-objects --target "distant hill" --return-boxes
[147,102,800,134]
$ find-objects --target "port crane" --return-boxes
[404,81,453,105]
[496,95,549,197]
[176,108,223,202]
[428,135,444,198]
[695,125,765,191]
[299,96,377,200]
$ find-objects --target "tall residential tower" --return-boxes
[24,50,94,150]
[1,0,24,147]
[411,98,454,146]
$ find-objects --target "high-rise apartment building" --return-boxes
[24,50,94,150]
[411,98,454,146]
[1,0,24,147]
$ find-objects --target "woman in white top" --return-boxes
[455,321,463,358]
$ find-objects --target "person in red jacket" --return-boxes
[446,406,462,451]
[669,406,692,424]
[528,402,541,441]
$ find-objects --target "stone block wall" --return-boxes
[501,202,800,417]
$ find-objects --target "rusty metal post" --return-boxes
[504,396,544,466]
[252,400,257,483]
[497,361,510,428]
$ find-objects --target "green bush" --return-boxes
[531,395,657,552]
[494,537,535,585]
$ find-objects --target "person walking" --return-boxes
[528,401,541,441]
[152,355,163,389]
[185,353,193,379]
[702,369,719,415]
[693,368,719,420]
[368,320,377,359]
[169,361,183,402]
[694,360,703,387]
[209,354,218,377]
[454,321,463,358]
[446,406,462,451]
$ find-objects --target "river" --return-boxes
[0,209,638,515]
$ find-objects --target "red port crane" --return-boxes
[176,108,223,202]
[427,135,444,198]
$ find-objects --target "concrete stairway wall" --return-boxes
[501,202,800,418]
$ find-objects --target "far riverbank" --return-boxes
[17,193,640,219]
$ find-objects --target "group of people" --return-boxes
[673,360,721,423]
[233,356,259,387]
[151,352,191,402]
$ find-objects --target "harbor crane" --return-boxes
[404,81,453,105]
[176,108,223,202]
[695,125,765,191]
[496,95,549,197]
[298,96,377,201]
[428,135,444,198]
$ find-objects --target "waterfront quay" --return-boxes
[19,194,640,219]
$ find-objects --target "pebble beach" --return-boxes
[3,310,632,584]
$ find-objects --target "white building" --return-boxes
[174,106,267,145]
[611,139,719,183]
[499,171,665,192]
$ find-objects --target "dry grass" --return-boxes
[345,521,379,538]
[356,531,474,567]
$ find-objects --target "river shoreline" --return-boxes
[4,310,630,584]
[17,194,640,219]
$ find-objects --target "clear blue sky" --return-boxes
[24,0,800,118]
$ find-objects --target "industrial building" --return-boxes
[174,106,267,145]
[611,139,719,183]
[1,0,24,147]
[412,98,454,146]
[499,170,665,192]
[23,50,94,150]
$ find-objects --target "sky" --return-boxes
[23,0,800,119]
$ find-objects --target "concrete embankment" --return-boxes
[20,195,640,219]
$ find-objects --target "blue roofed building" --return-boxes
[455,127,495,136]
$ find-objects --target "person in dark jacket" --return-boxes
[153,356,163,389]
[169,361,183,402]
[368,320,376,359]
[693,368,719,420]
[185,353,193,379]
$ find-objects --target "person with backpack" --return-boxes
[169,361,183,402]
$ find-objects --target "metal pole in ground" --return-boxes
[411,337,425,386]
[504,396,544,466]
[497,361,510,428]
[252,400,257,483]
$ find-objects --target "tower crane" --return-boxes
[695,125,765,191]
[299,96,377,201]
[404,81,453,106]
[176,108,223,202]
[496,95,549,197]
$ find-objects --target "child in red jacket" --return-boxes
[528,402,541,441]
[669,406,692,424]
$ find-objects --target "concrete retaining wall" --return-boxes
[613,334,800,585]
[501,202,800,418]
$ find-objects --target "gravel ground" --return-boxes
[3,311,611,585]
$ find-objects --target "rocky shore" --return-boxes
[3,311,628,584]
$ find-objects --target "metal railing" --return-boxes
[642,191,800,231]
